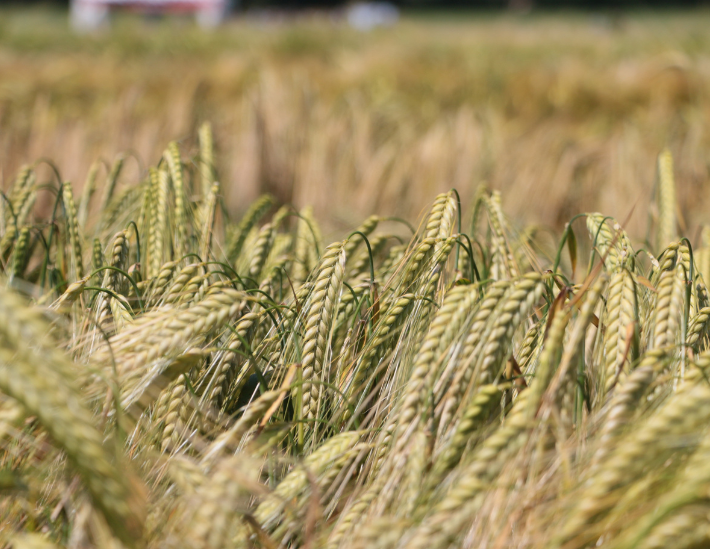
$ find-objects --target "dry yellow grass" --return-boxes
[2,9,710,236]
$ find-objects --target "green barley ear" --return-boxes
[91,237,105,286]
[602,268,637,393]
[200,181,219,260]
[301,242,346,428]
[147,167,170,278]
[651,242,684,351]
[62,182,84,280]
[486,190,519,279]
[0,285,146,545]
[1,185,36,258]
[656,148,677,252]
[182,455,260,548]
[247,222,275,280]
[199,121,215,199]
[96,230,129,330]
[9,227,31,282]
[586,213,634,271]
[226,194,275,265]
[164,141,188,256]
[255,431,362,529]
[344,215,379,261]
[2,165,33,235]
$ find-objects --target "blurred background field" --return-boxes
[2,7,710,239]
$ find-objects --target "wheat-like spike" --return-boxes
[154,374,190,452]
[145,167,159,277]
[175,272,210,307]
[91,237,104,285]
[657,148,677,251]
[164,142,187,257]
[678,242,697,313]
[398,428,429,518]
[486,190,519,279]
[436,192,458,244]
[348,234,390,279]
[301,242,346,422]
[6,165,33,211]
[586,213,633,270]
[344,215,379,260]
[227,194,275,265]
[377,243,407,280]
[105,230,130,293]
[393,193,454,295]
[148,168,170,278]
[380,284,480,466]
[517,322,541,371]
[556,369,710,547]
[145,259,178,306]
[651,243,684,350]
[198,121,215,199]
[419,236,456,300]
[341,293,415,417]
[397,237,437,295]
[687,306,710,350]
[327,472,390,549]
[96,230,129,329]
[184,455,256,549]
[435,280,513,434]
[9,226,31,281]
[592,349,668,471]
[165,455,207,498]
[346,518,411,549]
[405,301,571,549]
[247,222,275,280]
[1,186,36,257]
[7,167,35,221]
[602,268,636,392]
[611,388,710,549]
[472,272,544,386]
[427,383,510,495]
[255,431,361,527]
[201,311,261,407]
[110,294,133,333]
[202,388,286,463]
[696,276,710,315]
[423,193,451,241]
[161,263,201,306]
[52,275,90,310]
[107,287,248,380]
[62,181,84,279]
[1,166,28,243]
[200,181,219,261]
[635,507,710,549]
[0,286,145,545]
[552,274,607,427]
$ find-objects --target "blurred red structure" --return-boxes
[70,0,229,30]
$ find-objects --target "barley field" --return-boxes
[2,8,710,549]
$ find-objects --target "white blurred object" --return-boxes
[70,1,109,30]
[70,0,229,31]
[346,2,399,31]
